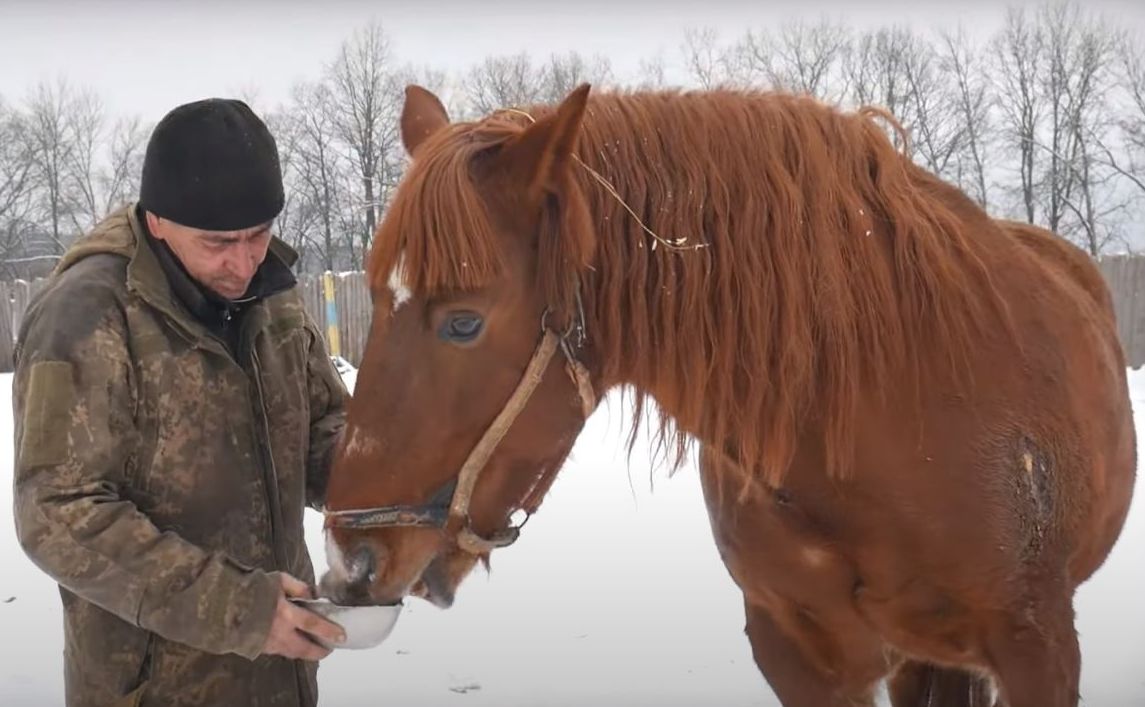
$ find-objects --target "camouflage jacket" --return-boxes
[12,206,347,707]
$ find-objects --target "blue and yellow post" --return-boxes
[322,271,342,359]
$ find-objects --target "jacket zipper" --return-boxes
[250,336,308,707]
[249,343,289,572]
[174,306,307,705]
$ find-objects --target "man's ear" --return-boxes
[144,211,167,241]
[494,84,591,199]
[401,85,451,156]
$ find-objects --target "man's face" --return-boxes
[147,212,273,300]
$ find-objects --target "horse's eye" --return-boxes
[439,312,484,343]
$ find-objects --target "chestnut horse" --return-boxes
[319,84,1135,707]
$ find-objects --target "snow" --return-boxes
[2,369,1143,706]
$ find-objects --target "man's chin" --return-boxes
[210,283,250,301]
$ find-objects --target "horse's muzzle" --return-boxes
[319,543,377,606]
[413,556,456,609]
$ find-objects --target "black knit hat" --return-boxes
[139,98,284,232]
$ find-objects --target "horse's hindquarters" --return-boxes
[693,232,1135,706]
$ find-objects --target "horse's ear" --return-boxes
[500,84,591,198]
[401,85,450,156]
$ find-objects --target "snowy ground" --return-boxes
[2,369,1143,706]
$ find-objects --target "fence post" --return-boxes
[0,281,13,373]
[322,271,342,358]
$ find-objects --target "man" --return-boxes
[13,98,348,707]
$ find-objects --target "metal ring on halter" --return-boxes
[539,283,587,350]
[508,508,533,534]
[570,283,587,349]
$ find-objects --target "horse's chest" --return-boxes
[704,486,856,609]
[699,461,895,683]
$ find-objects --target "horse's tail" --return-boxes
[918,665,993,707]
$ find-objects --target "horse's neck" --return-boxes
[578,179,712,435]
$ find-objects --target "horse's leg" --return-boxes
[983,588,1080,707]
[887,660,993,707]
[743,599,876,707]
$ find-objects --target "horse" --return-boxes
[318,83,1136,707]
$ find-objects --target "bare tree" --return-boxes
[286,81,347,271]
[900,31,965,179]
[0,98,37,267]
[463,52,544,115]
[99,116,148,215]
[682,27,739,89]
[25,79,86,253]
[332,166,367,270]
[1099,35,1145,196]
[637,52,668,90]
[462,50,612,115]
[262,105,311,268]
[938,29,994,209]
[986,2,1128,254]
[63,90,106,234]
[326,21,404,266]
[845,28,912,120]
[26,81,145,247]
[991,7,1044,224]
[1047,4,1123,254]
[1038,2,1080,235]
[736,18,850,101]
[538,52,613,103]
[844,26,940,156]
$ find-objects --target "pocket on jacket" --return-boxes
[21,360,77,467]
[112,682,148,707]
[112,631,154,707]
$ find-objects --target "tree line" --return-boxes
[2,1,1143,279]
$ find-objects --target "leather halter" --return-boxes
[324,296,595,555]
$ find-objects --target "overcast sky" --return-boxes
[2,0,1144,124]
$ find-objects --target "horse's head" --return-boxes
[320,84,599,608]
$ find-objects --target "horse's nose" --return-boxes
[320,543,377,605]
[346,544,377,587]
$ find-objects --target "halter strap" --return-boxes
[324,319,596,555]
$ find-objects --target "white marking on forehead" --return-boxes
[388,253,412,312]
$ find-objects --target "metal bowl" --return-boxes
[291,598,403,650]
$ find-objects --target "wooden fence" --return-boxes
[1097,256,1145,370]
[297,272,372,366]
[0,278,49,372]
[0,273,370,372]
[4,259,1145,372]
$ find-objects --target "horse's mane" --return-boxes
[368,88,1010,487]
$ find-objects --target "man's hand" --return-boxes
[262,573,346,661]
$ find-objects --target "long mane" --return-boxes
[368,88,1011,487]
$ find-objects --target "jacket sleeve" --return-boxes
[12,287,280,660]
[302,317,349,510]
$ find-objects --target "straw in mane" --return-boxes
[367,88,1010,487]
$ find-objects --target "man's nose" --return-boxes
[227,242,260,280]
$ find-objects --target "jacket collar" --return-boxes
[136,207,297,332]
[55,204,302,353]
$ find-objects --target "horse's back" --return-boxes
[1000,219,1115,317]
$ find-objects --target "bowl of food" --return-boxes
[291,598,403,650]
